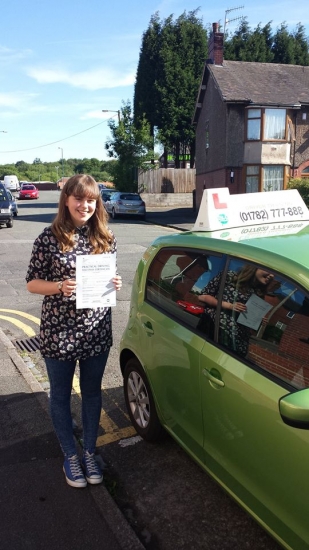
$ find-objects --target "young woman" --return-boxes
[26,174,122,488]
[198,265,275,357]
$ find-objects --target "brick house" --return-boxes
[192,22,309,209]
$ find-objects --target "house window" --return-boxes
[245,165,284,192]
[246,108,287,141]
[245,165,260,193]
[264,109,286,140]
[263,166,284,191]
[247,109,261,140]
[301,166,309,178]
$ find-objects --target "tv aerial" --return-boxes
[224,6,244,36]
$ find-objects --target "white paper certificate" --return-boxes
[237,294,273,331]
[76,254,116,309]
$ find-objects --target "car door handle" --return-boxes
[203,368,225,387]
[142,321,154,335]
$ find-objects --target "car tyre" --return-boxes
[111,208,117,220]
[6,219,13,228]
[123,358,164,441]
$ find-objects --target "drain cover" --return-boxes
[15,335,40,352]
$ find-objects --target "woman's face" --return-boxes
[255,269,274,286]
[65,194,97,227]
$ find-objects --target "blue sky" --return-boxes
[0,0,308,165]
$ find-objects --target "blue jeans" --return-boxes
[45,351,109,457]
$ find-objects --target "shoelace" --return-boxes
[68,455,84,478]
[84,452,100,475]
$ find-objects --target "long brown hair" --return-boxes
[234,264,272,297]
[51,174,113,253]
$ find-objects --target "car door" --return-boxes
[143,248,226,463]
[200,258,309,549]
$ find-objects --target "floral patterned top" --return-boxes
[26,225,116,361]
[201,270,256,357]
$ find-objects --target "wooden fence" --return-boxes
[138,168,196,194]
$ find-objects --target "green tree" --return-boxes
[272,23,296,64]
[134,9,207,168]
[293,23,309,65]
[134,12,162,136]
[105,100,156,191]
[224,19,309,65]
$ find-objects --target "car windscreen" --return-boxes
[22,185,35,190]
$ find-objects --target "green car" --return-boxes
[120,189,309,550]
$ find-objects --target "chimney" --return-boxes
[208,22,224,65]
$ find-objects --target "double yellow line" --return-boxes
[0,308,135,446]
[0,308,40,336]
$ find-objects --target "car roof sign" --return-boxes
[193,188,309,232]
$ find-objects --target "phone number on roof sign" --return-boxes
[239,207,304,223]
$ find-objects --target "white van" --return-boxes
[4,175,20,192]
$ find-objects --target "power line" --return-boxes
[0,120,107,154]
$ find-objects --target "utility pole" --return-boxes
[58,147,64,184]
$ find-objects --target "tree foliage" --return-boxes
[0,158,116,183]
[134,10,208,168]
[105,100,156,191]
[224,19,309,65]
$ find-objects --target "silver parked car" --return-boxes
[104,192,146,220]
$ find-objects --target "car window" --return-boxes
[0,188,8,201]
[212,257,309,389]
[146,248,226,336]
[119,194,141,201]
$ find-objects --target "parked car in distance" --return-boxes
[119,187,309,550]
[4,175,20,192]
[0,183,14,227]
[100,188,118,205]
[6,189,18,216]
[19,184,39,200]
[104,191,146,219]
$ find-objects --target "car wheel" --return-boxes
[6,219,13,228]
[111,208,117,219]
[123,358,164,441]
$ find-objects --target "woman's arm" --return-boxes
[27,279,64,296]
[198,294,235,311]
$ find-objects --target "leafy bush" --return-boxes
[287,178,309,206]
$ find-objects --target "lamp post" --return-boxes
[102,109,121,123]
[58,147,64,185]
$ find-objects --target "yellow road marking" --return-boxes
[0,315,36,337]
[96,426,136,446]
[0,309,40,324]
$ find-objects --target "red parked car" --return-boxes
[19,184,39,200]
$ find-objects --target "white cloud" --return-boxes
[81,110,108,120]
[0,92,38,109]
[0,45,32,63]
[26,66,136,90]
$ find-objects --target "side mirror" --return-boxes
[279,388,309,429]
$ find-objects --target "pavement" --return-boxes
[0,206,196,550]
